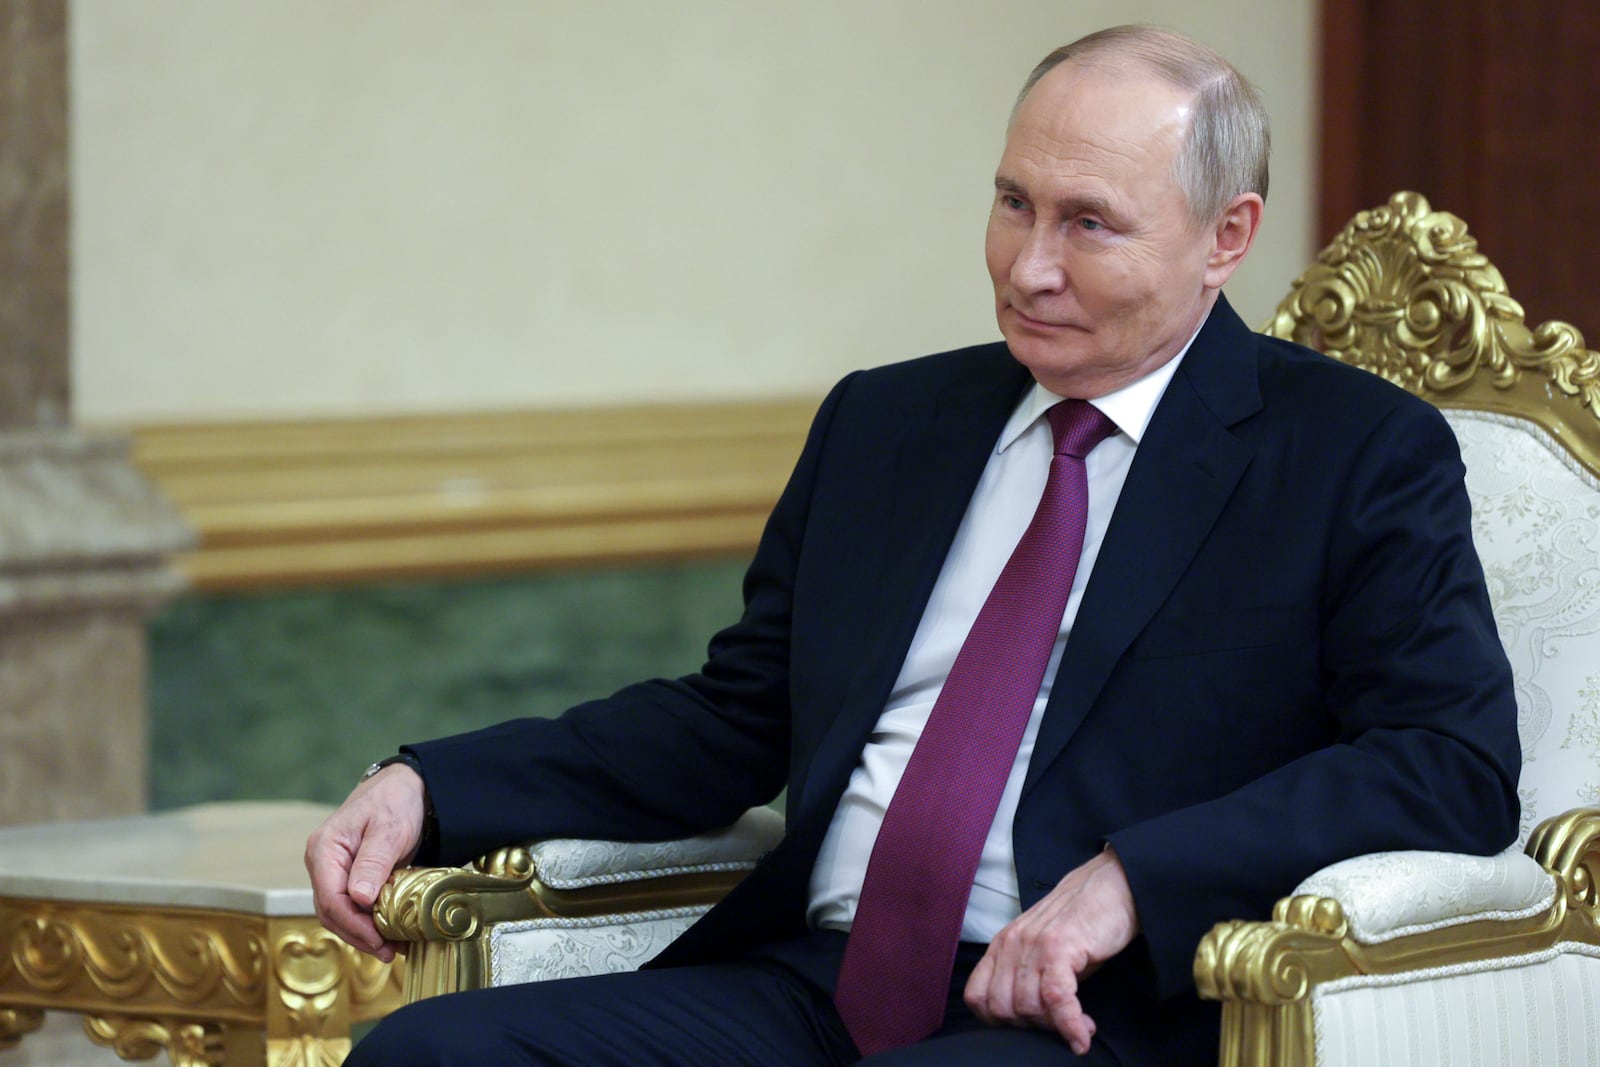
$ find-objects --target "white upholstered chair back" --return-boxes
[1446,410,1600,844]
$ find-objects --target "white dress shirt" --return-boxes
[807,335,1195,943]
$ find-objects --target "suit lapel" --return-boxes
[1022,297,1263,799]
[792,354,1030,822]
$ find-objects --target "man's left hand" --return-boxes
[963,847,1140,1056]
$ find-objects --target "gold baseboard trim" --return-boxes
[123,399,820,592]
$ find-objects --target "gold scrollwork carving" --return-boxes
[1271,894,1348,938]
[0,1005,44,1050]
[268,927,348,1066]
[84,1013,223,1067]
[374,853,537,943]
[345,942,405,1010]
[1264,191,1600,473]
[0,901,266,1015]
[263,919,402,1067]
[1194,912,1352,1007]
[1527,806,1600,909]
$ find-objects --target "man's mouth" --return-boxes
[1008,306,1076,331]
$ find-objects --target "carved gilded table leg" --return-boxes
[264,919,354,1067]
[0,1006,44,1051]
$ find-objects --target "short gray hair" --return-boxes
[1014,25,1270,225]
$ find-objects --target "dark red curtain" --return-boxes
[1318,0,1600,340]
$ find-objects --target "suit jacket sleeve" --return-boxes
[1105,397,1521,998]
[406,372,861,865]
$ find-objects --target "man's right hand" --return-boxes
[305,763,428,961]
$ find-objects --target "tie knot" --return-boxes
[1047,399,1117,458]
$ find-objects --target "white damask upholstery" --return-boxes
[1312,946,1600,1066]
[1293,847,1555,944]
[525,806,786,889]
[490,909,707,985]
[1447,411,1600,839]
[481,808,785,984]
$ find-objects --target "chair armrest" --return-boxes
[1290,847,1556,943]
[528,806,785,888]
[370,808,785,1001]
[1195,808,1600,1067]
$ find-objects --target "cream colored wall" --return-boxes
[71,1,1315,424]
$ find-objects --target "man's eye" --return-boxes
[1002,195,1027,211]
[1078,217,1104,231]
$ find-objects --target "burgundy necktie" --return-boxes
[833,398,1118,1057]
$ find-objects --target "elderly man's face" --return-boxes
[986,63,1226,398]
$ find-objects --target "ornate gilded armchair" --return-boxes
[1195,192,1600,1066]
[372,806,783,1002]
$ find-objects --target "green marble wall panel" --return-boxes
[147,560,752,810]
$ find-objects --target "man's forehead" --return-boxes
[1013,59,1194,136]
[1003,64,1190,174]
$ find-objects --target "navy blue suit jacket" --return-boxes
[411,295,1520,1063]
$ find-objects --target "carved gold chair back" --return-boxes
[1264,190,1600,473]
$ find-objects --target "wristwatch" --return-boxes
[360,752,438,858]
[362,752,424,782]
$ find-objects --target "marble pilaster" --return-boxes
[0,0,70,430]
[1,0,193,829]
[0,431,191,825]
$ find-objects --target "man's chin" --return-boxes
[1002,334,1089,378]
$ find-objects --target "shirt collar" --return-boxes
[996,312,1206,454]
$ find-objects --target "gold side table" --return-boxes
[0,802,402,1066]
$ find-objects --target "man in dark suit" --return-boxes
[308,25,1519,1066]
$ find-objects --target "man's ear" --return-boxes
[1202,193,1264,290]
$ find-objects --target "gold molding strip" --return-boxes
[120,398,821,592]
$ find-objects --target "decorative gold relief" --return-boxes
[1264,191,1600,476]
[374,850,536,944]
[1526,806,1600,909]
[84,1013,223,1066]
[345,943,405,1013]
[0,899,267,1020]
[266,924,347,1067]
[263,918,404,1067]
[1195,907,1349,1007]
[0,897,401,1064]
[0,1005,44,1049]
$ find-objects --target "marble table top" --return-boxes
[0,801,333,916]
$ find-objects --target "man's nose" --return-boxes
[1010,224,1067,295]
